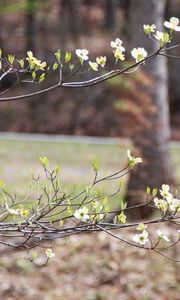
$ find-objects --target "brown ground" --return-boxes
[0,227,179,300]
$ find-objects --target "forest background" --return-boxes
[0,1,180,300]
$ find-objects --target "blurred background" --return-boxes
[0,1,179,299]
[0,0,179,138]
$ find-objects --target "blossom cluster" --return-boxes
[132,224,171,246]
[73,199,106,223]
[75,48,107,71]
[111,38,125,62]
[26,51,47,71]
[74,16,180,73]
[132,183,180,246]
[154,184,180,213]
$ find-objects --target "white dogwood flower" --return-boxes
[74,206,90,222]
[172,198,180,211]
[159,184,172,199]
[154,31,170,46]
[127,149,143,167]
[156,229,170,242]
[166,196,180,211]
[45,248,55,258]
[143,24,156,35]
[164,17,180,31]
[154,197,168,212]
[114,48,125,61]
[96,56,107,67]
[111,38,125,52]
[75,49,89,62]
[133,230,149,246]
[131,47,147,62]
[89,61,98,71]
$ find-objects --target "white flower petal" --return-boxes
[156,229,170,242]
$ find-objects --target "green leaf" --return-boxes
[120,200,127,210]
[104,205,110,213]
[163,32,170,44]
[55,164,60,174]
[39,156,49,168]
[85,185,93,195]
[65,51,71,63]
[31,251,38,260]
[118,211,126,224]
[53,62,59,71]
[67,207,73,215]
[18,59,24,68]
[39,73,45,83]
[7,54,15,65]
[146,186,151,195]
[95,186,103,198]
[59,220,64,227]
[152,188,157,197]
[29,61,35,70]
[54,49,61,63]
[102,196,108,206]
[0,179,4,189]
[118,180,123,189]
[32,71,36,80]
[91,156,99,173]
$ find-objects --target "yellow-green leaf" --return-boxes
[91,156,99,173]
[53,62,59,71]
[18,59,24,68]
[39,156,49,168]
[39,73,45,83]
[65,51,71,63]
[54,49,61,62]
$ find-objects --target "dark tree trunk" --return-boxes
[0,0,6,51]
[25,0,36,52]
[104,0,117,30]
[59,0,82,49]
[165,0,180,135]
[125,0,174,219]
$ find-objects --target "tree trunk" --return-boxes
[59,0,82,49]
[0,0,6,51]
[165,0,180,137]
[126,0,174,219]
[104,0,117,30]
[25,0,36,52]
